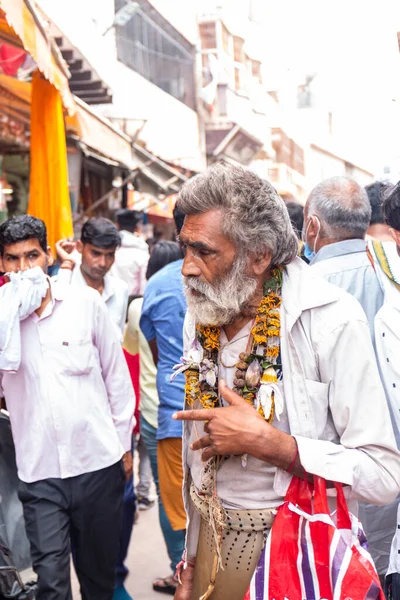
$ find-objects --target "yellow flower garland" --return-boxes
[184,268,282,423]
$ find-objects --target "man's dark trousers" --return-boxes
[18,461,125,600]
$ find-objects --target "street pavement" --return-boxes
[72,501,171,599]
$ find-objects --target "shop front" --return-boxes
[0,0,75,249]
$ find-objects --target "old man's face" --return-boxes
[180,210,257,326]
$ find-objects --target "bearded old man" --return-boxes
[171,164,400,600]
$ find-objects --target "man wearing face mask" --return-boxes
[303,176,384,344]
[0,215,135,600]
[303,176,397,585]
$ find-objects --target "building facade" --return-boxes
[196,0,275,168]
[37,0,205,174]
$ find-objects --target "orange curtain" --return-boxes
[28,71,73,251]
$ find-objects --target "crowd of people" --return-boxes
[0,164,400,600]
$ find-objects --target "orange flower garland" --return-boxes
[182,268,283,423]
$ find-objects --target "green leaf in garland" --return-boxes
[263,267,283,295]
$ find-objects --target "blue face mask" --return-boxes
[302,216,321,262]
[303,243,315,262]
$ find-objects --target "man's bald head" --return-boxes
[306,176,371,241]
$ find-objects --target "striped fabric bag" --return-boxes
[245,476,384,600]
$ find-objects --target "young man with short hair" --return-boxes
[365,180,392,241]
[0,215,135,600]
[57,217,135,600]
[58,217,129,336]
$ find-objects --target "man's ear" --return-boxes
[307,215,320,239]
[250,250,272,276]
[76,240,83,254]
[46,246,54,267]
[389,227,400,246]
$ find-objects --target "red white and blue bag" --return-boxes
[245,475,384,600]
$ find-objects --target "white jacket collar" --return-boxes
[282,257,341,330]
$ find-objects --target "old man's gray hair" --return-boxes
[307,176,371,239]
[177,163,298,266]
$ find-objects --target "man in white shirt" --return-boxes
[0,215,135,600]
[57,217,128,336]
[373,182,400,598]
[303,177,396,578]
[111,209,149,298]
[171,165,400,600]
[56,218,135,600]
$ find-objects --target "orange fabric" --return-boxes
[28,71,73,251]
[157,437,186,531]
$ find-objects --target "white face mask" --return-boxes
[302,216,321,261]
[9,266,49,318]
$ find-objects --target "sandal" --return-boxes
[153,575,178,596]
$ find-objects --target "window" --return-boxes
[234,66,241,91]
[199,22,217,50]
[115,0,195,109]
[251,60,262,84]
[233,36,244,63]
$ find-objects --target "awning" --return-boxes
[206,124,263,166]
[35,3,112,105]
[66,97,134,170]
[133,143,189,193]
[0,0,74,113]
[0,73,30,107]
[0,74,132,168]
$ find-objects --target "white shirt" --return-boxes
[312,240,398,575]
[185,319,289,510]
[124,298,158,429]
[111,230,149,296]
[0,267,48,372]
[311,239,384,345]
[58,266,129,337]
[373,272,400,576]
[182,258,400,557]
[388,504,400,576]
[0,280,135,483]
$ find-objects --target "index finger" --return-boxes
[172,409,216,421]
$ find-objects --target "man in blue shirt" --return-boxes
[140,207,186,596]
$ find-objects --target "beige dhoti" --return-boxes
[189,484,275,600]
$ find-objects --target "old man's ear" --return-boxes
[250,251,272,276]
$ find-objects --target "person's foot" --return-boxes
[112,584,133,600]
[153,575,178,595]
[137,495,155,511]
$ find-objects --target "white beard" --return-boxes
[184,257,258,326]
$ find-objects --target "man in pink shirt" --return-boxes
[0,215,135,600]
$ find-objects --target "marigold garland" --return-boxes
[200,326,220,350]
[183,268,283,423]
